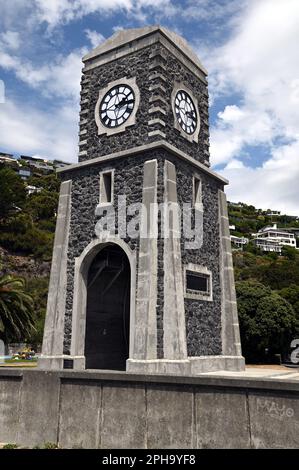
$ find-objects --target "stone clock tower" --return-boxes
[39,26,245,374]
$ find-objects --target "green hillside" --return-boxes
[0,163,59,347]
[228,201,299,237]
[228,201,299,361]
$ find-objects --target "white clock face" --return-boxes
[100,84,135,128]
[175,90,198,135]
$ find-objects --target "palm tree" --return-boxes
[0,275,35,345]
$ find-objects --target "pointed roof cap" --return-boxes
[83,25,207,76]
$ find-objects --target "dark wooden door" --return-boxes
[85,245,130,370]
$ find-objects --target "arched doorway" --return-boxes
[84,244,130,370]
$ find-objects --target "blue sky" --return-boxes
[0,0,298,214]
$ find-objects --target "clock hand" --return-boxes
[115,98,134,109]
[107,101,117,111]
[186,111,195,118]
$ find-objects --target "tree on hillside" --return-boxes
[26,191,58,221]
[25,277,49,349]
[0,165,26,220]
[0,275,35,344]
[27,173,60,193]
[259,260,299,289]
[236,281,298,362]
[281,245,297,261]
[278,284,299,319]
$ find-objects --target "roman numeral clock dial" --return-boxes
[100,85,135,128]
[175,90,197,135]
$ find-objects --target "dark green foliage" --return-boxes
[0,275,35,344]
[258,260,299,290]
[277,284,299,322]
[228,201,299,237]
[281,245,297,261]
[243,241,260,256]
[0,169,59,261]
[0,225,54,260]
[2,443,19,449]
[25,277,49,348]
[43,442,59,449]
[27,173,60,193]
[236,281,298,362]
[233,244,299,362]
[0,165,26,219]
[0,165,59,346]
[25,191,58,222]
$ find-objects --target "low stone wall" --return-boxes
[0,369,298,448]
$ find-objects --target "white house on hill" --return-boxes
[252,223,298,253]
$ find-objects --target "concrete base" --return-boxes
[127,359,191,375]
[38,355,68,369]
[127,356,245,375]
[39,355,245,375]
[0,368,298,449]
[39,355,87,370]
[189,356,245,374]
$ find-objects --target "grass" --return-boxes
[0,363,37,368]
[2,444,19,449]
[4,357,38,364]
[1,442,59,449]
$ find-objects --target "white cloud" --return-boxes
[0,31,20,50]
[85,29,106,48]
[1,0,238,32]
[222,140,299,215]
[210,104,278,165]
[33,0,132,28]
[208,0,299,154]
[217,105,244,123]
[0,1,33,30]
[0,44,85,100]
[205,0,299,213]
[0,80,5,104]
[0,98,78,162]
[223,159,244,170]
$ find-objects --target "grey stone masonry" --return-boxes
[79,28,210,166]
[53,144,244,372]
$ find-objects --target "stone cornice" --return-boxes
[57,140,228,185]
[82,28,207,84]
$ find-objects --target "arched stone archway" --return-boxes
[70,237,136,370]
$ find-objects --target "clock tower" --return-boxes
[39,26,245,374]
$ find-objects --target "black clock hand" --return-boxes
[115,98,134,109]
[186,111,195,118]
[107,101,118,111]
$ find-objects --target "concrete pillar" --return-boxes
[39,180,72,369]
[128,159,191,375]
[219,190,244,361]
[163,160,188,360]
[131,159,158,360]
